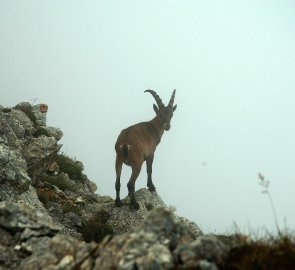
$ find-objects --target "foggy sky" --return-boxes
[1,0,295,234]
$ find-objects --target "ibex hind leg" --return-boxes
[115,157,124,207]
[127,164,142,210]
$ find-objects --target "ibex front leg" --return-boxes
[127,164,142,210]
[146,154,156,192]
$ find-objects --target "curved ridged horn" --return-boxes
[144,89,165,109]
[168,89,176,108]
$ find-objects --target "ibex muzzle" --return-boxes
[115,89,177,210]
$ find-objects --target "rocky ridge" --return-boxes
[0,102,234,270]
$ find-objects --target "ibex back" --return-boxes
[115,89,177,210]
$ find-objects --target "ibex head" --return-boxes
[144,89,177,131]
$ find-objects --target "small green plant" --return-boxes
[40,174,79,192]
[33,127,50,138]
[2,107,12,113]
[14,103,37,125]
[61,202,82,216]
[258,173,280,234]
[55,154,85,182]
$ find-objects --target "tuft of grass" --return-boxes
[2,107,12,113]
[219,173,294,269]
[40,174,79,193]
[14,103,37,125]
[258,173,280,234]
[55,154,85,183]
[33,127,50,138]
[220,234,295,270]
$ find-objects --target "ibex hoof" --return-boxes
[129,202,140,211]
[148,185,156,192]
[115,198,123,207]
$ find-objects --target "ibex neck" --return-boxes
[149,116,165,141]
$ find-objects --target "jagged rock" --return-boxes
[0,195,207,270]
[43,126,63,141]
[0,143,31,187]
[0,107,35,144]
[141,208,196,249]
[0,201,79,270]
[94,207,200,270]
[0,106,61,187]
[174,235,228,269]
[62,212,83,228]
[0,201,59,234]
[14,102,48,127]
[18,234,85,270]
[104,188,167,234]
[95,231,174,270]
[95,188,202,238]
[32,104,48,126]
[85,178,97,193]
[176,215,202,239]
[23,136,59,164]
[17,185,54,223]
[14,102,38,126]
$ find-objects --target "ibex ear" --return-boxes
[153,104,159,114]
[173,104,177,112]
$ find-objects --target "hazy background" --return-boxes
[1,0,295,234]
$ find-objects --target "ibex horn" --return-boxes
[168,89,176,108]
[144,89,165,109]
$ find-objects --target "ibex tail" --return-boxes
[120,144,130,159]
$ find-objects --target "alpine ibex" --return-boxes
[115,89,177,210]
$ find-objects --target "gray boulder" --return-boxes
[43,126,63,141]
[0,191,221,270]
[13,102,48,127]
[0,143,30,187]
[94,207,197,270]
[174,234,228,269]
[0,201,59,234]
[93,188,201,238]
